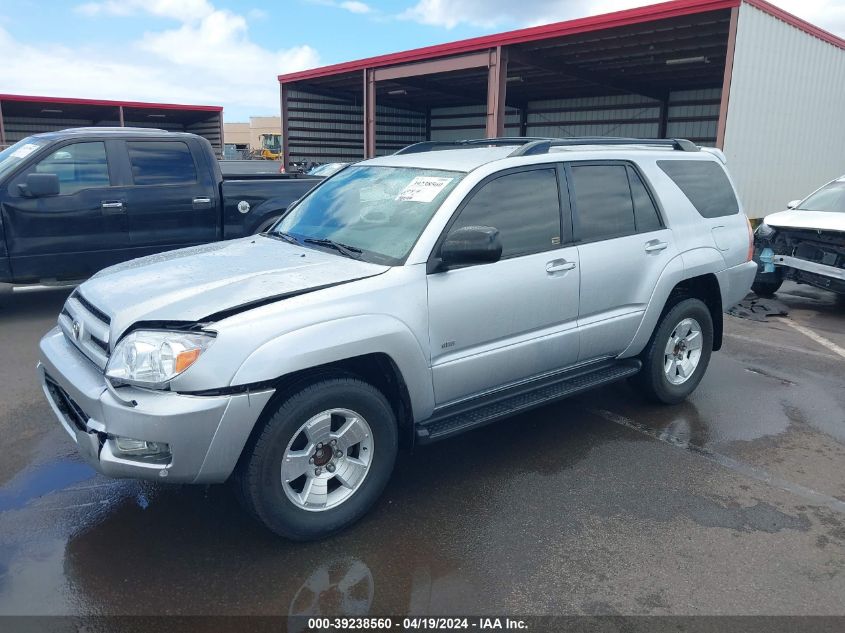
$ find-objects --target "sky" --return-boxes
[1,0,843,120]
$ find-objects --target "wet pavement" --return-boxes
[0,282,843,616]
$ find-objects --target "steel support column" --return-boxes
[0,100,5,147]
[364,68,376,158]
[658,98,669,138]
[716,6,739,149]
[280,82,290,169]
[486,46,508,138]
[118,105,124,127]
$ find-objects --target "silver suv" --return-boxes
[38,137,756,540]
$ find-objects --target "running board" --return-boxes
[416,359,642,444]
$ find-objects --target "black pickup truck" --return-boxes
[0,128,320,285]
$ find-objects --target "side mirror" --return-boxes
[439,226,502,268]
[786,199,801,209]
[19,173,60,198]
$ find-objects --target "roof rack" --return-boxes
[393,136,699,156]
[393,137,550,155]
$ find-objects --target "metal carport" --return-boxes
[278,0,845,217]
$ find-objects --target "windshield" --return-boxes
[798,180,845,213]
[0,137,49,181]
[273,165,464,264]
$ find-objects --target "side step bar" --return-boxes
[416,359,641,444]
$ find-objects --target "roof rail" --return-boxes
[509,137,699,156]
[393,136,699,157]
[393,137,549,155]
[60,126,169,133]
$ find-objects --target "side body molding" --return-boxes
[230,314,436,421]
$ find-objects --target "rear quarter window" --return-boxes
[657,160,739,218]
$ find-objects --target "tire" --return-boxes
[235,377,398,540]
[630,298,714,405]
[751,278,783,297]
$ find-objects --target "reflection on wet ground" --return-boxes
[0,283,843,616]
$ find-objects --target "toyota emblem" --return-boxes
[72,320,81,340]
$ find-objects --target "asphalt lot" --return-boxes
[0,282,843,617]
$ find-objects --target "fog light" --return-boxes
[114,437,171,459]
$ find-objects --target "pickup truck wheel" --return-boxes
[631,298,713,405]
[236,378,398,540]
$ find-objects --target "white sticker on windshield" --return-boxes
[10,143,40,159]
[396,176,453,203]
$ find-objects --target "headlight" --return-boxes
[755,222,776,240]
[105,330,214,388]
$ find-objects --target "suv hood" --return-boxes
[764,209,845,233]
[78,236,389,338]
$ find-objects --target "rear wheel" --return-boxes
[235,377,398,540]
[631,298,713,404]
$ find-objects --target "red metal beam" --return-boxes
[486,47,508,138]
[279,0,741,83]
[373,51,491,82]
[364,69,376,158]
[716,6,739,149]
[0,93,222,112]
[118,105,124,126]
[281,82,291,168]
[0,100,6,147]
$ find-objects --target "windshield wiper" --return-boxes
[265,231,300,245]
[303,237,363,259]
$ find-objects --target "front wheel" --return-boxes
[751,278,782,297]
[630,298,714,405]
[235,377,398,540]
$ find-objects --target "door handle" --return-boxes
[546,259,577,273]
[101,201,125,215]
[644,240,668,253]
[192,197,212,208]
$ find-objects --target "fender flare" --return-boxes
[230,314,436,421]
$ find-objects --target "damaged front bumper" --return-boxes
[753,227,845,294]
[38,326,274,483]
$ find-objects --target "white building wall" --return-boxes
[724,2,845,218]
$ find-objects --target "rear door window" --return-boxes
[569,164,636,241]
[628,166,663,232]
[658,159,739,218]
[127,141,197,185]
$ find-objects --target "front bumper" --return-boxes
[38,326,274,483]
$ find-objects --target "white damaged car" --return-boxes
[752,175,845,297]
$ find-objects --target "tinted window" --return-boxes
[658,160,739,218]
[628,166,662,232]
[34,142,110,195]
[450,168,561,258]
[127,141,197,185]
[570,164,635,241]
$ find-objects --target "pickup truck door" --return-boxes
[427,166,580,407]
[1,139,129,282]
[117,139,220,255]
[566,162,677,361]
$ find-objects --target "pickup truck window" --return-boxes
[274,165,464,264]
[127,141,197,185]
[449,168,561,258]
[0,137,50,180]
[34,142,110,195]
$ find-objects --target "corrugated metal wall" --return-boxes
[724,2,845,218]
[287,88,426,162]
[430,105,520,140]
[428,91,720,145]
[1,112,222,155]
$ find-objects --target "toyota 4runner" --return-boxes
[38,137,757,540]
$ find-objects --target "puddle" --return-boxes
[0,459,94,512]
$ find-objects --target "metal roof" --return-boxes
[278,0,844,84]
[0,94,222,112]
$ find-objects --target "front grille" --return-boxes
[45,374,89,432]
[58,291,111,370]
